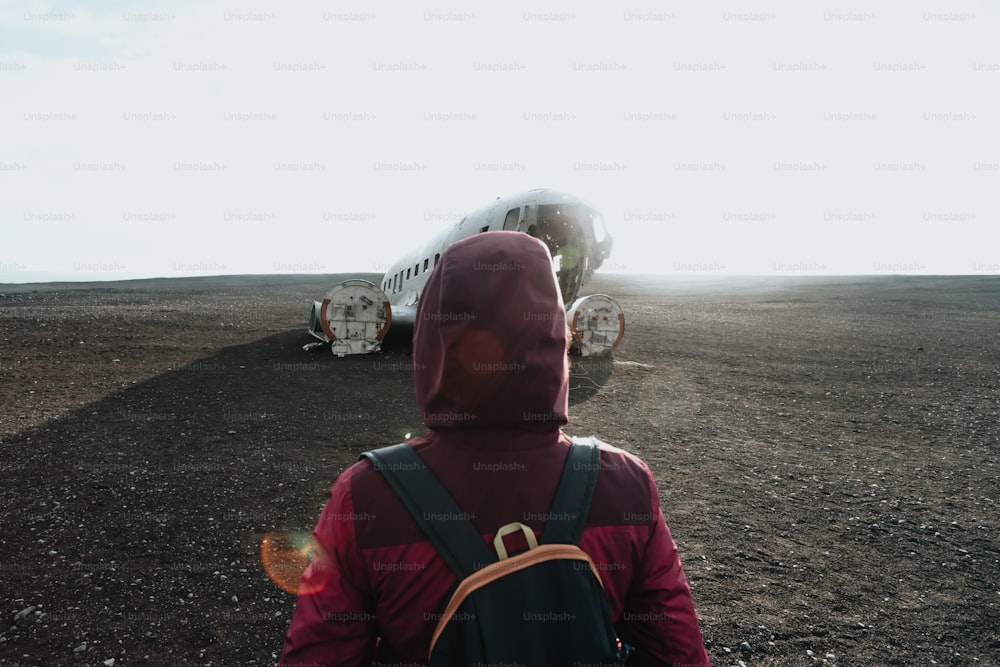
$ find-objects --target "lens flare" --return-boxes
[260,530,324,595]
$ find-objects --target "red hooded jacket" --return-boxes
[278,231,710,666]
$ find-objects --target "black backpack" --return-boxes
[360,438,630,666]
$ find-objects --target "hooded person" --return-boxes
[278,231,710,666]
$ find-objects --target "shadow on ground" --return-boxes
[1,325,613,665]
[0,328,423,665]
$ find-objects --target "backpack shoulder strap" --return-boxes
[360,443,496,579]
[540,437,601,545]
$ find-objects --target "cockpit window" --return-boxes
[592,214,606,243]
[503,207,520,231]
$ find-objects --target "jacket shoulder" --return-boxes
[571,436,658,528]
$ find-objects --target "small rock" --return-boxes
[104,659,116,666]
[869,524,880,533]
[740,641,752,657]
[73,642,87,653]
[826,653,836,660]
[15,606,37,620]
[806,649,815,657]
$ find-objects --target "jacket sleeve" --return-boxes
[617,472,711,667]
[278,471,377,667]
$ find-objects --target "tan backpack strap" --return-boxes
[492,522,539,560]
[429,544,605,655]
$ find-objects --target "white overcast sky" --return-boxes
[1,0,998,282]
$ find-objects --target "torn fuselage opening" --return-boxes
[526,203,589,306]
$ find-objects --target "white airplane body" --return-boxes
[307,188,624,356]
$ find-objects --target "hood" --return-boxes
[414,231,569,429]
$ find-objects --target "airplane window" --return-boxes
[423,258,429,271]
[406,268,411,280]
[480,225,489,233]
[434,253,440,266]
[415,263,420,275]
[593,214,606,243]
[503,208,519,231]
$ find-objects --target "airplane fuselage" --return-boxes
[379,188,613,316]
[307,189,622,356]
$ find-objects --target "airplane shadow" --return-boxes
[0,325,615,662]
[0,328,424,662]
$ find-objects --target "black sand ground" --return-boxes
[1,274,998,666]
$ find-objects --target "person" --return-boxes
[278,231,710,666]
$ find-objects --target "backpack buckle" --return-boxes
[492,522,539,560]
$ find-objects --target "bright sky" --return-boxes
[1,1,998,282]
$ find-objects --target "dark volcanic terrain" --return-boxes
[1,274,998,666]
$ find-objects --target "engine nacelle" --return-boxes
[307,280,391,356]
[567,294,624,357]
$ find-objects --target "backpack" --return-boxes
[360,438,630,666]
